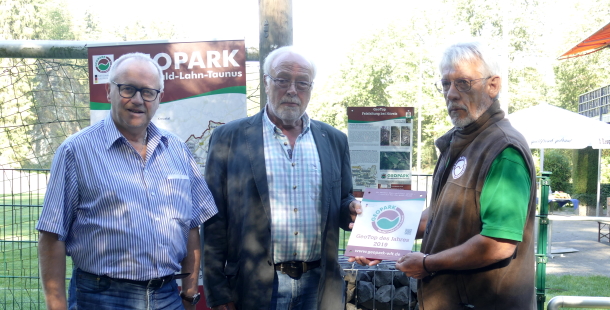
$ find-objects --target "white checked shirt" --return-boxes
[262,107,322,263]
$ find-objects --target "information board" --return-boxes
[347,107,414,196]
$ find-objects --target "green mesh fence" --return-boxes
[0,58,91,169]
[0,168,61,309]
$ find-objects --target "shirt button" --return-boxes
[292,163,296,167]
[294,208,298,212]
[284,142,288,146]
[294,231,298,235]
[293,252,297,256]
[293,185,297,189]
[151,192,155,196]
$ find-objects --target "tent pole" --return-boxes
[540,148,544,172]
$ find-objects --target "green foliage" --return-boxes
[454,0,502,37]
[309,21,447,173]
[0,0,89,168]
[572,147,599,195]
[310,0,594,173]
[570,193,596,208]
[601,149,610,184]
[554,52,610,111]
[0,0,75,40]
[311,24,427,128]
[544,149,572,192]
[508,67,552,113]
[113,20,177,42]
[0,0,46,39]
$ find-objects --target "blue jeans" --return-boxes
[269,266,322,310]
[68,268,183,310]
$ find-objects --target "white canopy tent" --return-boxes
[507,103,610,216]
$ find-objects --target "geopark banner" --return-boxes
[88,40,247,175]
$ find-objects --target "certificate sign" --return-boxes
[345,188,426,261]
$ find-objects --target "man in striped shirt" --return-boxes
[203,46,361,310]
[36,53,218,310]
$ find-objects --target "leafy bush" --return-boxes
[571,193,596,207]
[544,150,572,192]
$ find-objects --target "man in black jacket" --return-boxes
[202,46,361,310]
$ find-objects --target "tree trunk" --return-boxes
[258,0,293,110]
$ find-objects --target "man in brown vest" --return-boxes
[393,41,537,309]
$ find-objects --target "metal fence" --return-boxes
[0,168,433,309]
[1,169,52,309]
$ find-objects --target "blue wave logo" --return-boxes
[372,207,404,234]
[376,210,401,229]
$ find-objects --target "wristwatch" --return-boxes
[180,292,201,305]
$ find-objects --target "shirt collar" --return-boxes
[262,105,311,136]
[102,113,167,150]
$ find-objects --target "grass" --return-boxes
[545,275,610,310]
[1,192,50,310]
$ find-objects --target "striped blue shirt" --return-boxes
[36,114,218,281]
[262,108,322,263]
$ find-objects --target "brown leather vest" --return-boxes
[419,102,537,310]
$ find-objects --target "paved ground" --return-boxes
[543,211,610,277]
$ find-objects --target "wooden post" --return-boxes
[259,0,293,110]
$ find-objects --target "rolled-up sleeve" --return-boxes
[36,142,79,241]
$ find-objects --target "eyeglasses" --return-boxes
[112,81,161,102]
[434,77,491,93]
[265,75,313,91]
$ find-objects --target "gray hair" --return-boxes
[108,52,164,91]
[262,46,317,80]
[439,41,501,79]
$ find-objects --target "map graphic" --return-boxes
[90,93,246,176]
[352,165,377,187]
[380,152,410,170]
[186,120,224,172]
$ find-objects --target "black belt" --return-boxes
[77,269,189,290]
[274,260,320,279]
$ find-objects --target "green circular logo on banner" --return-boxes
[95,56,112,73]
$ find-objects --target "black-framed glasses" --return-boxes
[434,77,491,93]
[265,75,313,91]
[112,81,161,102]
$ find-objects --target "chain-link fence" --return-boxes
[0,58,90,169]
[0,169,57,309]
